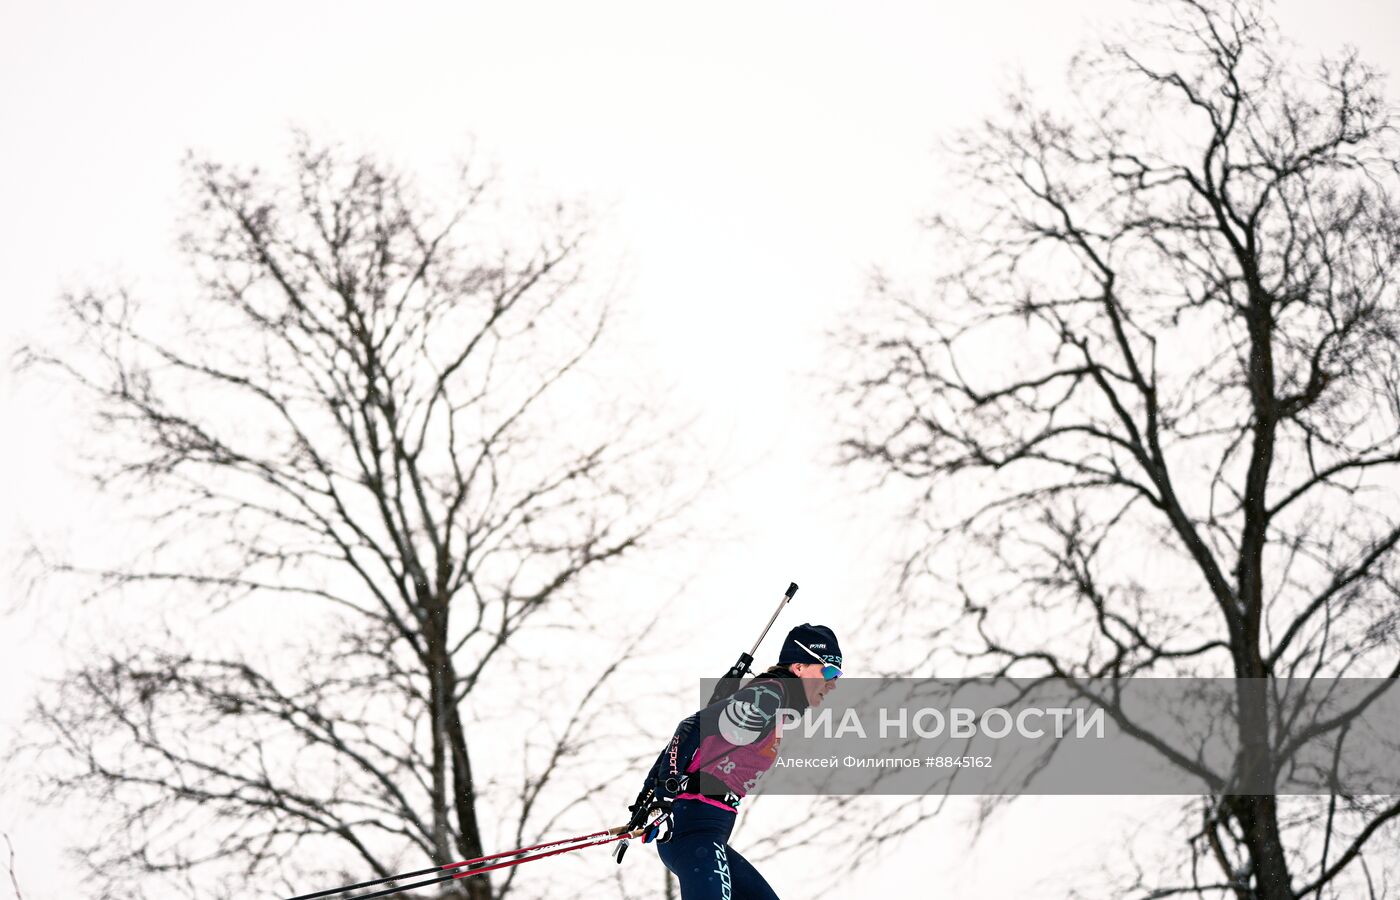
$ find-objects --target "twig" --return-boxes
[2,833,23,900]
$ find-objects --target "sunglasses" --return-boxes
[794,641,843,680]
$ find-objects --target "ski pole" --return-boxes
[708,581,798,704]
[342,832,628,900]
[285,827,620,900]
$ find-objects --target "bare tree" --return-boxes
[837,1,1400,897]
[17,136,690,900]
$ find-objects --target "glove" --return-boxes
[616,786,672,863]
[641,801,674,844]
[628,791,674,831]
[624,785,657,833]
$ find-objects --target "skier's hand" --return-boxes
[624,785,656,832]
[614,791,671,864]
[641,800,673,845]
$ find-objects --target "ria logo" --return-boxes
[719,685,781,746]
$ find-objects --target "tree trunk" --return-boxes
[1230,794,1294,900]
[446,656,492,900]
[1230,279,1292,899]
[426,600,492,900]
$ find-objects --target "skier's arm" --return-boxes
[648,715,698,798]
[624,715,698,828]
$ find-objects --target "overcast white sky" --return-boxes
[3,2,1398,897]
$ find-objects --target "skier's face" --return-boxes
[792,663,838,707]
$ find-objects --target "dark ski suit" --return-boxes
[640,668,810,900]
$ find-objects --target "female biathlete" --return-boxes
[624,623,843,899]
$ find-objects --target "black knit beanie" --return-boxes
[776,623,842,668]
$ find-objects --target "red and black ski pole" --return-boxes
[286,826,637,900]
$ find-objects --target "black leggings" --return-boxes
[656,799,780,900]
